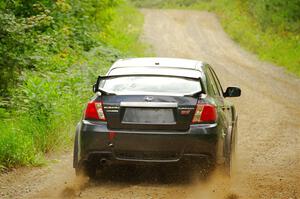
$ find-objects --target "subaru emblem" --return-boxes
[144,96,154,102]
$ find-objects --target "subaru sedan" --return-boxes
[73,58,241,178]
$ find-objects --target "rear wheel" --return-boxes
[224,127,237,176]
[75,163,97,179]
[224,148,234,176]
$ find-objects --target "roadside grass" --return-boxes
[0,2,149,171]
[130,0,300,77]
[99,3,152,56]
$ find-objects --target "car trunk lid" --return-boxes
[102,95,197,131]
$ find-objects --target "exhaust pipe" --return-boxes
[100,158,107,165]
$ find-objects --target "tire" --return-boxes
[85,164,97,179]
[73,123,80,169]
[224,119,238,177]
[224,147,234,177]
[73,138,79,170]
[73,124,98,179]
[75,163,97,179]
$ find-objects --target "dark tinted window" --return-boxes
[204,67,220,96]
[208,67,223,96]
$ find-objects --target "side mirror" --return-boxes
[93,84,97,93]
[224,87,241,97]
[92,76,101,93]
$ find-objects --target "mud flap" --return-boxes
[216,128,226,164]
[73,123,81,169]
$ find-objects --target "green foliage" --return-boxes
[0,121,38,168]
[0,0,148,169]
[100,3,152,56]
[131,0,300,33]
[130,0,300,76]
[245,0,300,33]
[0,2,54,96]
[0,0,122,96]
[214,0,300,76]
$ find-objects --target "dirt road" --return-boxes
[1,9,300,199]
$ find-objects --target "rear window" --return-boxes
[100,76,201,95]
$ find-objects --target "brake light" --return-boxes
[192,103,217,123]
[84,101,106,121]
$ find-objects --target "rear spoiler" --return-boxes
[93,74,206,97]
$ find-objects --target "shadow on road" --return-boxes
[91,162,213,186]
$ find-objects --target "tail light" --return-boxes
[192,103,217,123]
[84,101,106,121]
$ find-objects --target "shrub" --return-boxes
[0,0,148,169]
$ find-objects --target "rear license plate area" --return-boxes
[122,108,175,124]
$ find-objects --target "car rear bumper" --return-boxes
[76,120,219,167]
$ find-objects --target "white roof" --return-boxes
[110,57,204,71]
